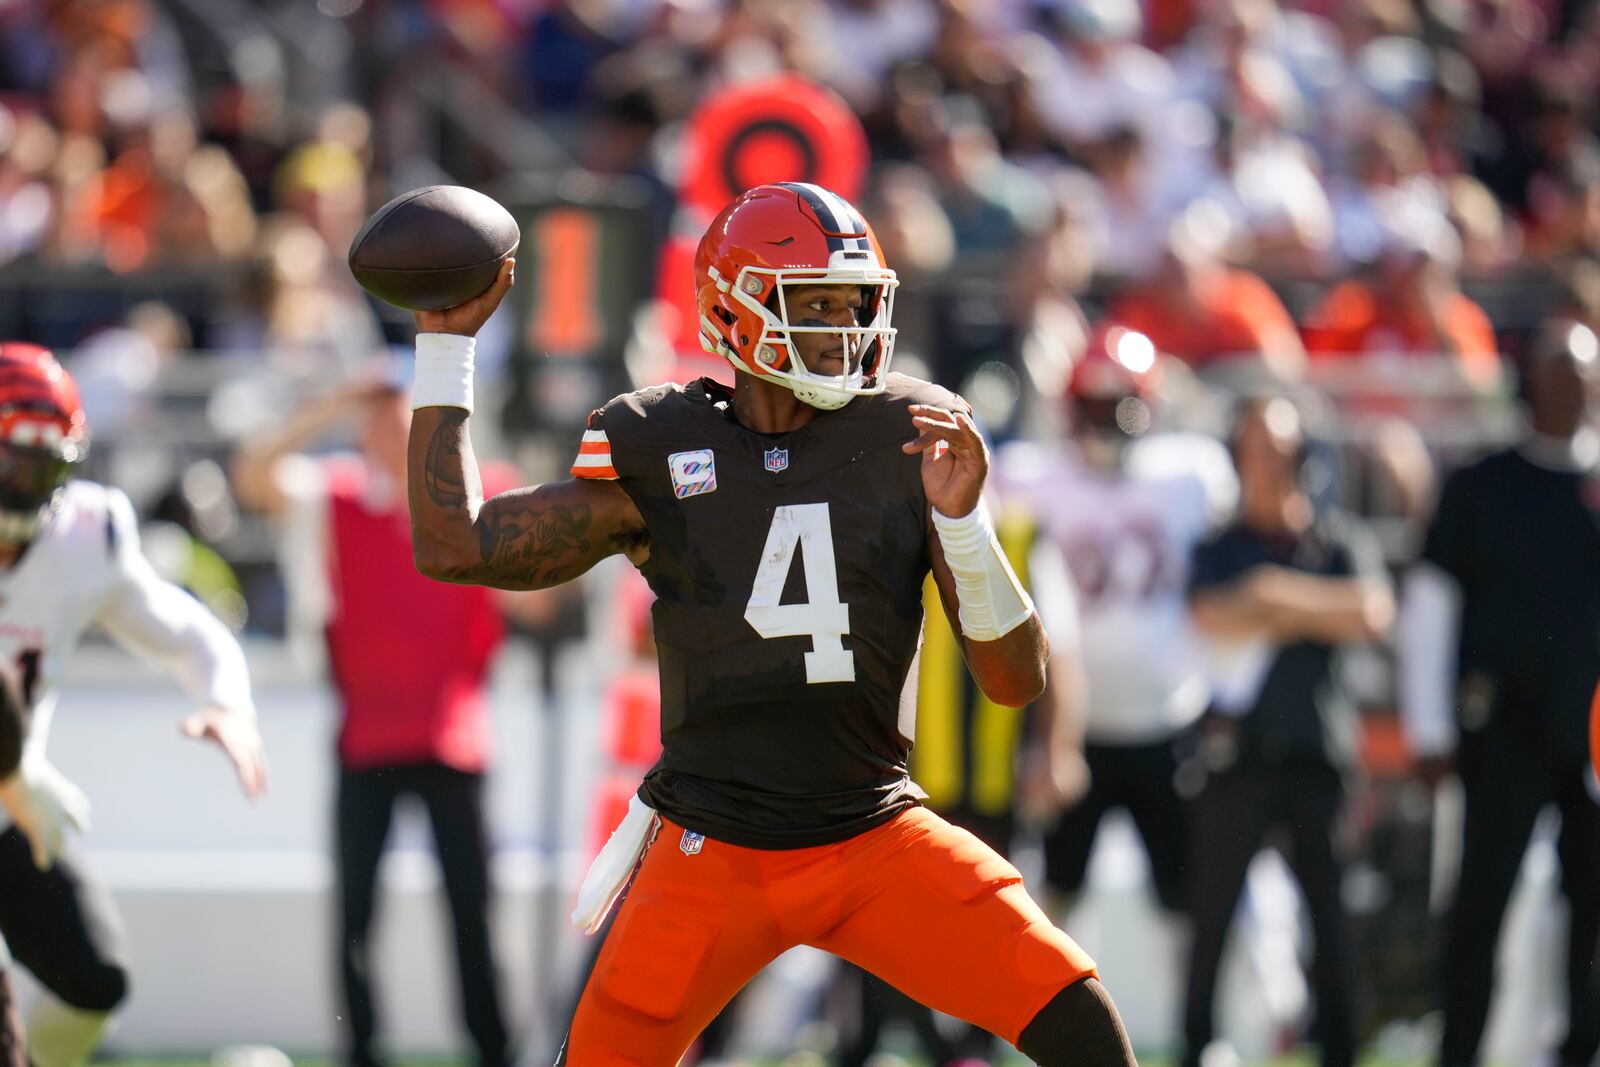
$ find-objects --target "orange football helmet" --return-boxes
[0,343,88,542]
[695,182,897,410]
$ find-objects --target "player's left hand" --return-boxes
[181,706,268,798]
[903,405,987,518]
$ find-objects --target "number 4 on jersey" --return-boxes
[744,503,855,684]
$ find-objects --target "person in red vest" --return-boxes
[232,362,519,1067]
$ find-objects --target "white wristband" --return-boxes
[412,333,476,412]
[931,502,1035,642]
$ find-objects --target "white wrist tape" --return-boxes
[412,333,475,412]
[931,502,1034,641]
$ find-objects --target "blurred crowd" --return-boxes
[2,0,1600,384]
[2,1,1599,1064]
[0,0,386,378]
[0,0,1556,637]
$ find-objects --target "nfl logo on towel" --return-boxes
[764,447,789,473]
[668,449,717,499]
[680,829,705,856]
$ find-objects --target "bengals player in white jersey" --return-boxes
[996,326,1236,916]
[0,343,266,1067]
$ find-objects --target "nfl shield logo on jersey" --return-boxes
[764,447,789,473]
[680,829,705,856]
[667,449,717,499]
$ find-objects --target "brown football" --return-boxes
[348,186,520,312]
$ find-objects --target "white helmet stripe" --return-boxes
[809,185,869,253]
[781,182,870,254]
[807,184,851,230]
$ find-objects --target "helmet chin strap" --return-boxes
[790,379,856,410]
[748,337,863,411]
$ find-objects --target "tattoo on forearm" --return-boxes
[476,500,593,585]
[413,409,631,589]
[424,417,469,509]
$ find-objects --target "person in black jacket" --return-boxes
[1399,319,1600,1067]
[1180,396,1395,1067]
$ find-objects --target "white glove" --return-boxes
[0,759,91,871]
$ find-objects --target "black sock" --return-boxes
[1016,976,1138,1066]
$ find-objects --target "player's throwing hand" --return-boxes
[904,404,988,519]
[413,259,515,338]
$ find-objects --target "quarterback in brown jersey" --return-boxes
[404,182,1137,1065]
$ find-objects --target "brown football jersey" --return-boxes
[575,373,972,848]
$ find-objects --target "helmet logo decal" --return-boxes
[668,449,718,500]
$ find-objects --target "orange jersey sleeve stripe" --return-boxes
[572,428,618,478]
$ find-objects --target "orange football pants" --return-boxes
[564,805,1096,1065]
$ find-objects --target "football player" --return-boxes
[0,343,266,1067]
[995,325,1236,920]
[404,183,1138,1065]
